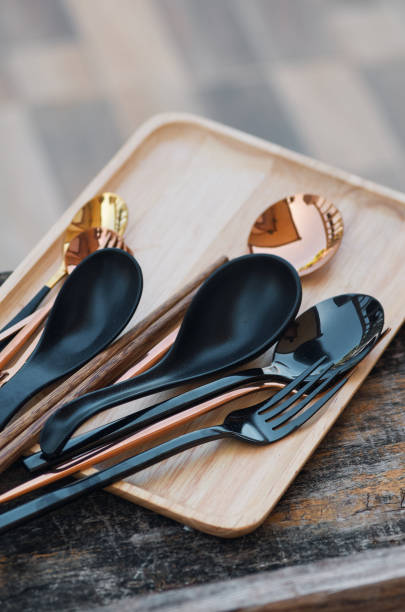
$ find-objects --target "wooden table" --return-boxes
[0,268,404,611]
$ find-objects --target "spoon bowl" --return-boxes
[248,194,343,276]
[273,294,384,380]
[65,192,128,245]
[0,249,143,430]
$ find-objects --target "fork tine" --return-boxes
[266,368,336,427]
[261,362,334,423]
[257,356,328,415]
[270,375,349,442]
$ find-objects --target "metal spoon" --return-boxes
[248,193,343,276]
[40,253,302,458]
[0,193,128,350]
[35,293,383,465]
[0,249,143,430]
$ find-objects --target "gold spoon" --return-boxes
[0,228,133,376]
[0,193,128,350]
[248,193,343,276]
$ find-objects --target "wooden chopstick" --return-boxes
[0,299,54,370]
[0,304,51,343]
[0,381,279,504]
[0,256,227,472]
[0,333,41,388]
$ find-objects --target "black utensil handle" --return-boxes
[0,286,50,352]
[0,427,226,534]
[39,371,178,458]
[39,368,267,460]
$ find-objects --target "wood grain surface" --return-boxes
[0,114,404,537]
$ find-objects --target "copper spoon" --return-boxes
[248,193,343,276]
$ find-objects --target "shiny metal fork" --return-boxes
[0,356,348,533]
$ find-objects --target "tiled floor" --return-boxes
[1,0,405,269]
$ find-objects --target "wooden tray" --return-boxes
[1,113,404,537]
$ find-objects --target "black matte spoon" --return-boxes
[39,254,302,458]
[0,249,143,430]
[32,292,381,468]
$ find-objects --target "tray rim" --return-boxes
[2,112,405,537]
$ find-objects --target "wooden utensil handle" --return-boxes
[0,286,50,352]
[0,256,228,471]
[0,300,54,370]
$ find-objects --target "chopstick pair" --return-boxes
[0,257,228,472]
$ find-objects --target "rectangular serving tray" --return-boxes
[1,113,404,537]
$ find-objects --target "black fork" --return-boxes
[0,357,348,534]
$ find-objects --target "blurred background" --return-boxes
[1,0,405,270]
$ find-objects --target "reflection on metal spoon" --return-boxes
[248,193,343,276]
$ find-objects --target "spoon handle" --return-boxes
[40,368,269,460]
[0,286,50,352]
[0,427,225,534]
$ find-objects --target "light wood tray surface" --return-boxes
[1,113,404,537]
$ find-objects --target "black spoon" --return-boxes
[0,249,143,430]
[31,292,382,468]
[39,253,302,458]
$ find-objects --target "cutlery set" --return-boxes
[0,191,386,535]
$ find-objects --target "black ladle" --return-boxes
[39,254,302,458]
[31,292,382,468]
[0,249,143,430]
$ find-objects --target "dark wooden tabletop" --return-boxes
[0,271,404,611]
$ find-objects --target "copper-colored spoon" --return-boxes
[248,193,343,276]
[0,193,128,351]
[0,228,133,376]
